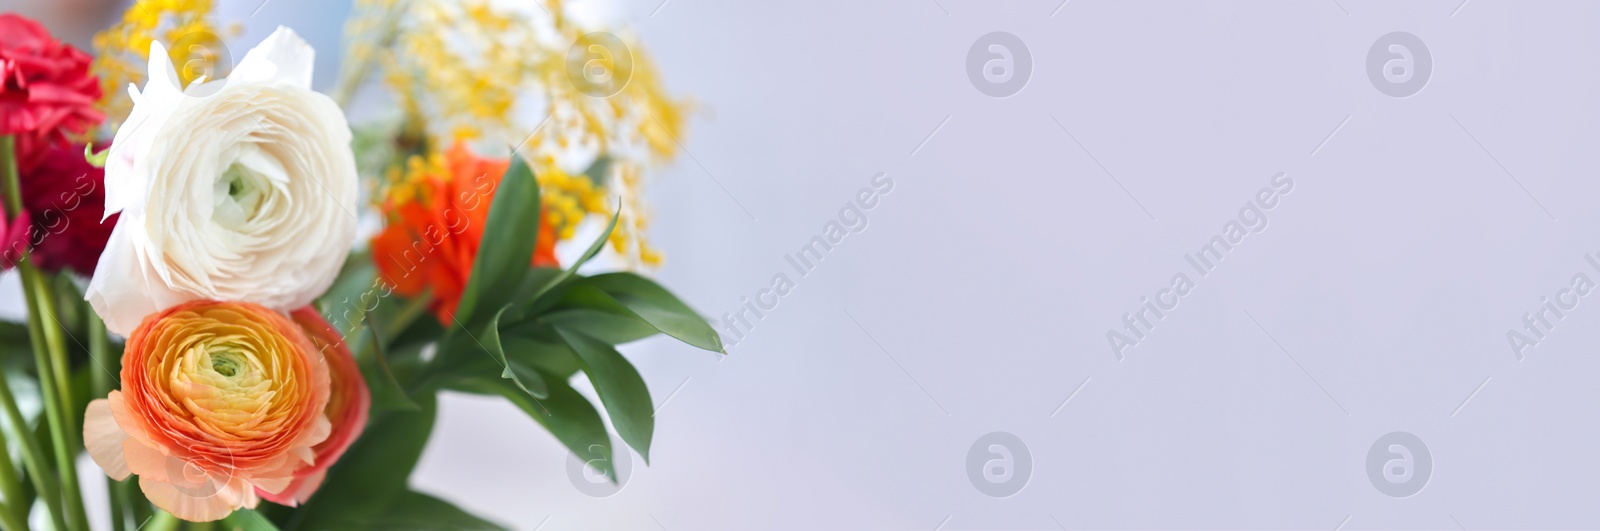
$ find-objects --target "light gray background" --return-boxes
[8,0,1600,529]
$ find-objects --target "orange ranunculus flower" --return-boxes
[371,141,558,325]
[84,300,332,522]
[256,306,371,506]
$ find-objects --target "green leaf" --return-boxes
[367,490,507,530]
[584,273,723,352]
[502,359,549,399]
[506,267,564,320]
[541,308,660,345]
[84,143,109,168]
[571,207,620,271]
[579,154,611,186]
[369,288,433,347]
[316,250,376,339]
[537,283,664,344]
[522,208,620,312]
[50,273,85,338]
[438,328,583,383]
[501,333,584,378]
[222,509,281,531]
[0,320,30,351]
[456,156,541,326]
[388,307,445,355]
[287,395,438,531]
[361,313,421,412]
[445,374,616,481]
[472,305,549,399]
[553,328,654,464]
[1,372,40,489]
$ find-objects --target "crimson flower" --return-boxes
[13,143,116,275]
[0,14,104,172]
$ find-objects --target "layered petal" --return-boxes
[372,141,558,324]
[84,300,332,521]
[83,399,130,480]
[18,142,118,275]
[87,27,356,335]
[0,14,103,171]
[256,307,370,506]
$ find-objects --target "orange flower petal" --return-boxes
[256,307,370,506]
[85,300,333,521]
[370,141,561,325]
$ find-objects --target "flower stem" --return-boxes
[25,267,87,531]
[0,135,88,531]
[108,481,129,531]
[0,502,22,531]
[128,487,152,525]
[20,264,86,531]
[0,135,68,530]
[0,136,20,215]
[0,458,26,531]
[0,359,63,531]
[88,309,132,531]
[145,510,179,531]
[0,339,26,531]
[0,391,25,527]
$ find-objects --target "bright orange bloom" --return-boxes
[256,307,371,506]
[371,142,558,325]
[84,300,332,522]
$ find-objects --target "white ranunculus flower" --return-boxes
[87,27,357,335]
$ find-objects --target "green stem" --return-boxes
[0,137,19,216]
[24,270,85,531]
[88,311,130,531]
[0,498,24,531]
[0,136,86,530]
[385,291,430,345]
[20,267,86,531]
[128,486,152,526]
[347,290,429,365]
[0,136,69,530]
[0,426,26,530]
[0,341,25,529]
[107,482,128,531]
[144,510,179,531]
[27,273,72,437]
[0,363,62,531]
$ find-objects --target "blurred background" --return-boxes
[6,0,1600,529]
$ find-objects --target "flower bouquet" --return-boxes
[0,2,716,529]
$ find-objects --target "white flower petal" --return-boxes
[227,26,315,89]
[87,26,356,336]
[103,40,185,219]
